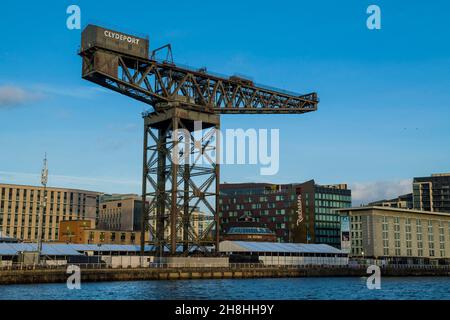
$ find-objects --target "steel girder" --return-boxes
[140,107,220,255]
[80,47,318,115]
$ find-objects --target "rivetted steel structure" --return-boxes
[79,24,319,256]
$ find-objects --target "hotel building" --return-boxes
[219,180,351,247]
[338,206,450,264]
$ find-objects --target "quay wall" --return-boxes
[1,267,450,285]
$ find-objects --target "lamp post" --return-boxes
[37,153,48,262]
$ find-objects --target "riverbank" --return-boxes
[1,266,449,285]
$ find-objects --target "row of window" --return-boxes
[315,193,351,202]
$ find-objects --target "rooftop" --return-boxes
[431,173,450,177]
[0,182,102,194]
[336,206,450,217]
[0,243,207,256]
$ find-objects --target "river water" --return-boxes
[0,277,449,300]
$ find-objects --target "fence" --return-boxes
[1,262,450,272]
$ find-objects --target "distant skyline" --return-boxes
[1,0,449,205]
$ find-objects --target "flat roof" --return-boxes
[0,182,102,194]
[0,243,82,256]
[336,206,450,217]
[0,243,208,256]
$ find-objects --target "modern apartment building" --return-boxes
[219,180,351,247]
[338,206,450,265]
[413,173,450,213]
[0,183,101,242]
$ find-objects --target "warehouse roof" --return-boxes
[219,241,344,254]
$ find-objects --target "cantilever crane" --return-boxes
[79,25,318,256]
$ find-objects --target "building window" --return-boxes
[428,220,435,257]
[393,217,401,255]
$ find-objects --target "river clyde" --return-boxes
[0,277,449,300]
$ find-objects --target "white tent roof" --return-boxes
[219,241,344,254]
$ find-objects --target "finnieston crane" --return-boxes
[79,25,318,256]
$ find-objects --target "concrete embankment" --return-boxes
[1,267,449,285]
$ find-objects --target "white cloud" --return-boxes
[0,85,42,107]
[0,83,107,109]
[350,179,412,206]
[32,84,107,99]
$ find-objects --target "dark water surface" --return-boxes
[0,277,449,300]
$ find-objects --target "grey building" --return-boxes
[98,194,143,231]
[413,173,450,213]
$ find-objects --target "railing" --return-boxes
[1,262,450,272]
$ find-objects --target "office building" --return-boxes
[338,206,450,265]
[98,194,143,231]
[413,173,450,213]
[219,180,351,247]
[0,183,101,242]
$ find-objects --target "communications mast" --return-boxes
[37,153,48,261]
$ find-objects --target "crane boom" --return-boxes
[80,47,318,114]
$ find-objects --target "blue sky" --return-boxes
[0,0,449,204]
